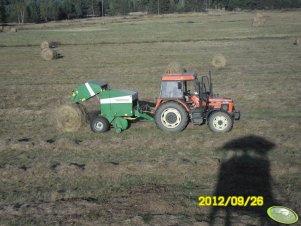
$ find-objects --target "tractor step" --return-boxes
[191,112,204,125]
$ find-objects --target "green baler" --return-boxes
[71,80,153,133]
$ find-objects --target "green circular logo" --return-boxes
[267,206,299,224]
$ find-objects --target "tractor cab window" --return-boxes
[160,81,183,98]
[185,80,198,95]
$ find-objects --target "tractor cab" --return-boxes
[160,72,198,99]
[157,72,211,110]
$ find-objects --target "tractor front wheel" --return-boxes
[155,102,188,132]
[208,111,233,133]
[90,116,110,133]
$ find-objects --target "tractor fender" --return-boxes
[155,99,190,112]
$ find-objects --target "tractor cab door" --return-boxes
[183,80,200,108]
[160,81,184,99]
[200,75,212,102]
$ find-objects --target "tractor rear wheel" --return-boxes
[155,102,188,132]
[208,111,233,133]
[90,116,110,133]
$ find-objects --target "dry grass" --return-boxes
[165,62,186,74]
[0,10,300,225]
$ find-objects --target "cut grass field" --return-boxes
[0,10,300,225]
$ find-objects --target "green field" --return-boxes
[0,10,300,225]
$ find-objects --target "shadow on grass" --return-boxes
[138,100,155,109]
[209,135,281,226]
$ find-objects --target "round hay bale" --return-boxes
[9,27,18,32]
[2,26,10,32]
[211,54,226,69]
[252,13,266,27]
[41,41,61,49]
[54,104,87,132]
[294,37,300,46]
[40,48,58,61]
[41,41,50,49]
[165,62,186,74]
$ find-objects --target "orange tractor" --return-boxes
[153,72,240,132]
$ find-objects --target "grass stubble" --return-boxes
[0,10,300,225]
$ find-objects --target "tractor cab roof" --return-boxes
[161,72,197,81]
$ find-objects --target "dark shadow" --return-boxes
[138,100,155,109]
[56,53,64,59]
[209,135,281,226]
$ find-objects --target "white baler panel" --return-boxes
[100,95,132,104]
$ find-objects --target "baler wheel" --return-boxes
[90,116,110,133]
[155,102,188,132]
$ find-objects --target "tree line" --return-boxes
[0,0,300,24]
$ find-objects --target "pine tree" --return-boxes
[0,0,7,23]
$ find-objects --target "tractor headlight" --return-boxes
[222,104,228,111]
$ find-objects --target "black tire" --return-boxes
[155,102,189,132]
[90,116,110,133]
[208,111,233,133]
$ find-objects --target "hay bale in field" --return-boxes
[252,13,266,27]
[211,54,226,69]
[41,41,50,49]
[165,62,186,74]
[54,104,87,132]
[294,37,300,46]
[41,40,61,49]
[2,26,10,32]
[9,27,17,32]
[40,48,58,61]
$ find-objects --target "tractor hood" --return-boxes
[209,97,233,104]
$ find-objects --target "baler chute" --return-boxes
[71,80,108,103]
[71,80,153,133]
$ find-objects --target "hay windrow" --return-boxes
[53,104,87,132]
[165,62,186,74]
[40,48,58,61]
[211,54,226,69]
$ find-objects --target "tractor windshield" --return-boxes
[160,81,183,98]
